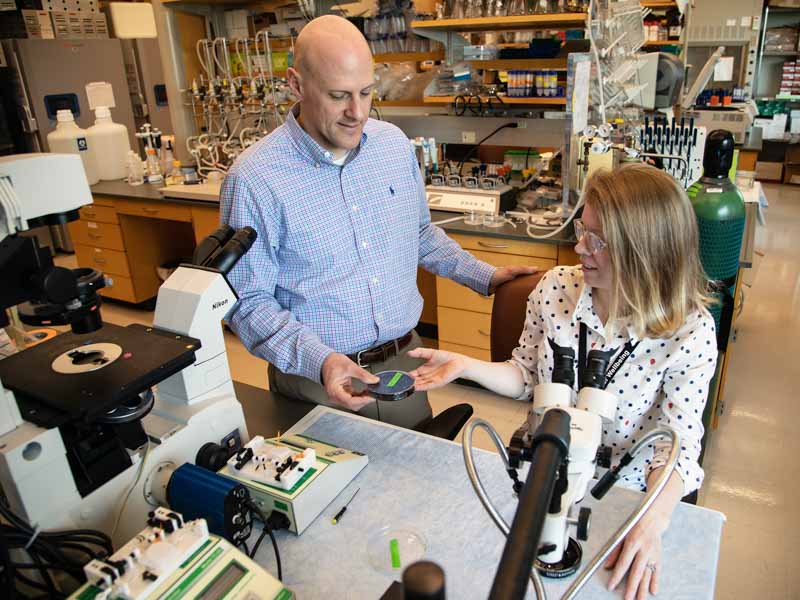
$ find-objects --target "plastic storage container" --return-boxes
[46,110,100,185]
[86,106,130,181]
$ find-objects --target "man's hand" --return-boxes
[321,353,379,411]
[488,265,539,295]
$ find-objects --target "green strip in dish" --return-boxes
[390,538,401,569]
[387,372,403,388]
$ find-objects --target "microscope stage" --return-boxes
[0,323,200,428]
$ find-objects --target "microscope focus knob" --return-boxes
[596,446,613,469]
[577,507,591,542]
[402,561,445,600]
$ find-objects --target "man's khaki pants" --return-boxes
[268,331,433,430]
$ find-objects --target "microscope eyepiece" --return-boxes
[548,338,576,388]
[580,349,615,390]
[206,227,258,275]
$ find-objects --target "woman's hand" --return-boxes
[604,506,669,600]
[605,468,684,600]
[407,347,468,390]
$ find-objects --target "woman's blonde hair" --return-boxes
[583,163,711,339]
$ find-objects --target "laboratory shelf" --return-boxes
[411,13,587,33]
[640,1,676,8]
[374,100,431,107]
[423,95,566,105]
[374,51,445,62]
[642,40,680,46]
[467,58,568,70]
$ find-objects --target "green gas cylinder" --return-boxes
[688,130,745,350]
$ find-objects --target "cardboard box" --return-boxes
[80,12,94,37]
[783,164,800,185]
[276,6,305,21]
[786,144,800,165]
[51,10,69,37]
[43,0,69,11]
[791,110,800,134]
[22,10,55,38]
[93,12,108,38]
[754,116,785,140]
[756,161,784,181]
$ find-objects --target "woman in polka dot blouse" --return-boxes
[409,164,716,600]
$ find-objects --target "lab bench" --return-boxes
[75,184,578,340]
[234,384,724,599]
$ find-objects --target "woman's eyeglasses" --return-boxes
[574,219,607,255]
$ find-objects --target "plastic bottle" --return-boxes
[47,110,100,185]
[160,139,175,178]
[86,106,131,181]
[126,150,144,185]
[549,70,558,97]
[144,147,163,184]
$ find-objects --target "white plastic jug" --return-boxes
[86,106,131,181]
[46,110,100,185]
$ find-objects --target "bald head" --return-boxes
[286,15,375,156]
[294,15,372,78]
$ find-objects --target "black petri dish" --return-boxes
[367,370,415,402]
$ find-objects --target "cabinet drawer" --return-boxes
[115,198,192,222]
[75,244,130,277]
[438,281,494,314]
[79,204,118,224]
[471,250,555,270]
[450,233,558,260]
[90,195,116,207]
[191,206,221,244]
[438,341,491,362]
[99,274,136,302]
[69,221,125,251]
[437,252,554,314]
[438,307,492,350]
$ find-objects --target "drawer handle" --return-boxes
[93,257,107,264]
[142,207,160,214]
[478,241,510,249]
[478,329,490,336]
[88,232,103,239]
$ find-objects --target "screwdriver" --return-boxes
[331,488,360,524]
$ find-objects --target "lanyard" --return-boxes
[578,322,640,390]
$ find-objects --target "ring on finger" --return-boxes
[645,562,657,572]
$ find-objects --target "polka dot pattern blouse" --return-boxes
[509,265,717,496]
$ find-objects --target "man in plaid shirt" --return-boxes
[221,15,536,428]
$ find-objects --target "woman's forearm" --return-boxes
[461,357,527,399]
[646,468,685,527]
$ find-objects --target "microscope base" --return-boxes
[536,536,582,579]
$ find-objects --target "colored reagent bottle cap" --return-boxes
[367,371,415,401]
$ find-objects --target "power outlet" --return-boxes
[462,131,476,143]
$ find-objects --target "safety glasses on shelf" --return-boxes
[573,219,607,255]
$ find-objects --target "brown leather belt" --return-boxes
[348,332,414,368]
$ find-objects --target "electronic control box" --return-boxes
[219,434,368,535]
[70,508,291,600]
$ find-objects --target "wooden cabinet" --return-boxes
[115,198,192,222]
[71,195,206,304]
[74,245,131,277]
[191,206,222,244]
[433,232,577,360]
[70,220,126,251]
